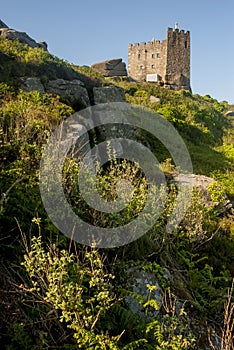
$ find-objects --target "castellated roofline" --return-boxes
[128,27,189,48]
[128,39,166,49]
[167,27,190,35]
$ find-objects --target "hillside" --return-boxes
[0,23,233,350]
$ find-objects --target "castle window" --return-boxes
[185,41,187,48]
[151,64,155,69]
[140,65,144,69]
[152,53,155,59]
[138,54,141,60]
[157,53,160,58]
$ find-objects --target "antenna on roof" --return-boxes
[175,22,179,29]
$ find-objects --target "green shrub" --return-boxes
[22,236,121,349]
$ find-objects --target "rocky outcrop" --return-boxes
[0,19,8,28]
[93,85,125,104]
[20,77,45,94]
[172,174,233,214]
[125,268,163,320]
[172,173,215,190]
[91,58,127,77]
[37,41,48,50]
[0,28,48,50]
[46,79,90,107]
[0,20,47,50]
[19,78,126,108]
[225,110,234,117]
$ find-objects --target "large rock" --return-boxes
[172,174,233,214]
[0,19,8,28]
[125,268,163,320]
[0,27,47,50]
[91,58,127,77]
[46,79,90,107]
[58,122,91,161]
[20,77,45,94]
[225,110,234,117]
[93,85,125,104]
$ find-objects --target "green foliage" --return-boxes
[208,181,226,203]
[115,81,233,192]
[122,288,196,350]
[72,64,108,85]
[22,236,120,349]
[0,85,73,252]
[211,143,234,199]
[116,80,229,145]
[0,37,106,88]
[6,323,48,350]
[1,89,73,143]
[62,154,158,234]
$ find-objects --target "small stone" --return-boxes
[150,95,160,103]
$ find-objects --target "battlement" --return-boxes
[129,39,161,47]
[128,38,166,51]
[167,28,190,42]
[128,26,190,52]
[167,27,190,35]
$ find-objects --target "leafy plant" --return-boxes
[22,235,121,349]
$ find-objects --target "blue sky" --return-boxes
[1,0,234,104]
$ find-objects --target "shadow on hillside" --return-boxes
[0,51,102,93]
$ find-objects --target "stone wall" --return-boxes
[165,28,190,90]
[128,39,167,82]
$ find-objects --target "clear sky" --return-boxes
[1,0,234,104]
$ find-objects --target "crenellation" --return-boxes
[128,25,191,91]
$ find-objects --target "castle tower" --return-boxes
[128,26,191,91]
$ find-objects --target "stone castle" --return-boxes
[128,24,191,91]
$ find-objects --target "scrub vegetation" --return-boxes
[0,37,233,349]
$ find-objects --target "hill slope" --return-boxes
[0,26,233,350]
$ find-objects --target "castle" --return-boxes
[128,24,191,91]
